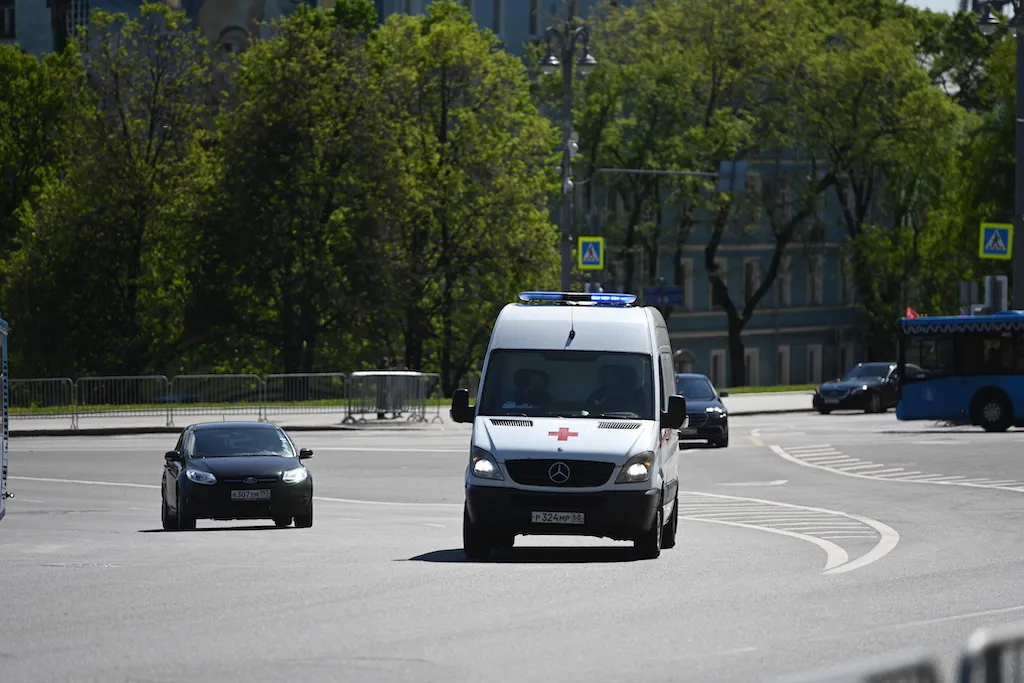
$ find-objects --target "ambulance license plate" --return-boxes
[532,511,584,524]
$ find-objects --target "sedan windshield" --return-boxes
[192,427,295,458]
[675,376,717,400]
[841,364,892,381]
[477,349,655,420]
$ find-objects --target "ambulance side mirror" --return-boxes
[662,394,687,430]
[450,388,475,424]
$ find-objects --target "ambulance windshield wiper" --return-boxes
[587,412,640,419]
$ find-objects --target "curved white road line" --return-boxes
[680,490,899,575]
[768,444,1024,494]
[678,516,849,571]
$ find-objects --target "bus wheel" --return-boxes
[973,391,1013,433]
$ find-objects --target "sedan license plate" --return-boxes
[680,427,698,435]
[825,398,840,404]
[231,489,271,501]
[532,511,584,525]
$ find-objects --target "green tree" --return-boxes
[575,0,830,386]
[189,5,382,375]
[801,14,963,356]
[368,1,560,391]
[333,0,378,33]
[0,44,87,266]
[4,2,213,376]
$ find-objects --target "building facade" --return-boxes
[4,0,864,388]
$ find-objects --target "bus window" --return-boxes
[904,335,954,379]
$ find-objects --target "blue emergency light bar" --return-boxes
[517,291,638,306]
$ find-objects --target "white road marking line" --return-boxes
[680,491,898,575]
[10,476,159,489]
[716,479,788,487]
[770,445,1024,494]
[679,516,850,571]
[865,468,905,476]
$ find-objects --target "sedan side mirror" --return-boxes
[298,448,314,460]
[718,390,729,398]
[165,450,181,463]
[450,388,475,424]
[661,394,687,430]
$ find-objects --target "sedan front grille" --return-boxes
[504,459,614,488]
[221,476,279,484]
[821,389,848,399]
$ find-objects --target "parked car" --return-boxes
[675,373,729,448]
[812,362,923,414]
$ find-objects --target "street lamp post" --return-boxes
[539,15,597,292]
[978,2,1024,309]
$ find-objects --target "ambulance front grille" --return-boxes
[489,419,534,427]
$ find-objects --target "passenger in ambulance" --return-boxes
[507,369,553,407]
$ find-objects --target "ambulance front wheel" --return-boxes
[463,503,492,560]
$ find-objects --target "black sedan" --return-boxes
[812,361,922,414]
[161,421,314,531]
[675,373,729,448]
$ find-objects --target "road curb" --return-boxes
[9,408,813,437]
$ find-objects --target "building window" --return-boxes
[529,0,538,34]
[743,258,762,302]
[403,0,412,13]
[710,350,726,389]
[0,0,15,38]
[568,0,578,18]
[64,0,90,40]
[807,344,823,384]
[744,348,760,386]
[492,0,503,34]
[807,256,823,305]
[776,345,790,385]
[710,258,727,308]
[777,255,791,307]
[678,258,694,310]
[676,349,695,374]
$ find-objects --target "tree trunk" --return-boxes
[728,316,746,388]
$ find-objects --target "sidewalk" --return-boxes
[7,391,814,437]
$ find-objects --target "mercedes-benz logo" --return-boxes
[243,476,257,485]
[548,461,571,484]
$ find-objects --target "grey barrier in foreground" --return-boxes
[771,621,1024,683]
[8,371,445,429]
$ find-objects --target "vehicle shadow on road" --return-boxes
[406,547,642,564]
[679,442,715,450]
[138,525,285,533]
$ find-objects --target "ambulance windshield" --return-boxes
[477,349,656,420]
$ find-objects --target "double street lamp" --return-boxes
[978,1,1024,308]
[538,17,597,292]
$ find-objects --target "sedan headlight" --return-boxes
[706,406,726,415]
[185,469,216,485]
[282,467,309,484]
[470,448,503,481]
[615,452,654,484]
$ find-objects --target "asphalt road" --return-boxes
[3,413,1024,683]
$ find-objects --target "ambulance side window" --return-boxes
[659,352,674,412]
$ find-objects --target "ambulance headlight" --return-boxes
[470,448,504,481]
[615,452,654,484]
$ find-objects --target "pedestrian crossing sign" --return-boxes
[577,236,605,271]
[979,222,1013,260]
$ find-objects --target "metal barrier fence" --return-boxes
[7,371,444,429]
[766,621,1024,683]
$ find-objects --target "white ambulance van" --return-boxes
[449,291,687,560]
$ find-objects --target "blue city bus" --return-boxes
[897,310,1024,431]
